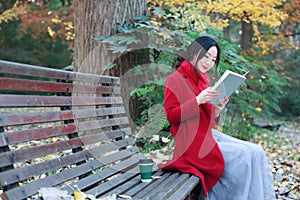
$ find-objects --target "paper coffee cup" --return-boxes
[139,158,154,182]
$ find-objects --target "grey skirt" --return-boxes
[206,129,276,200]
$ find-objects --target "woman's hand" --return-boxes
[196,87,219,105]
[213,97,229,118]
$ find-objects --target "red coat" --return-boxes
[158,60,225,196]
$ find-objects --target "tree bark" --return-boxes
[0,0,16,12]
[73,0,148,130]
[73,0,147,74]
[241,21,253,50]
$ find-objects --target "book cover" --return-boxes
[210,70,247,105]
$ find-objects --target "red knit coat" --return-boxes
[158,60,225,196]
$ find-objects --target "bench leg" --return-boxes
[0,127,19,191]
[187,182,205,200]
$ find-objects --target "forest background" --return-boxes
[0,0,299,199]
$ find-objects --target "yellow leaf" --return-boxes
[256,107,262,112]
[216,125,222,131]
[73,185,87,200]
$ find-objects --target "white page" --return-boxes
[211,70,247,105]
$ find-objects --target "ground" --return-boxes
[258,121,299,200]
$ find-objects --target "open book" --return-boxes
[210,70,248,105]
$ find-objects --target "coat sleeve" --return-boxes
[164,75,200,125]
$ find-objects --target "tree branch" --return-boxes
[260,31,300,38]
[277,32,300,37]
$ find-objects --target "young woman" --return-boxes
[158,36,276,200]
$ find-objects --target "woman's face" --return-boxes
[195,46,218,73]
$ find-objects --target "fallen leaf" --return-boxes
[39,187,72,200]
[118,194,132,199]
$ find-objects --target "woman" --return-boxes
[158,36,276,200]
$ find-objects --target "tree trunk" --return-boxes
[73,0,148,131]
[73,0,147,74]
[241,21,253,50]
[0,0,16,12]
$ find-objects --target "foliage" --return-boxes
[149,2,228,32]
[147,0,298,55]
[18,2,74,46]
[0,1,26,26]
[0,0,73,68]
[135,104,172,152]
[202,0,288,27]
[252,0,300,55]
[148,0,288,27]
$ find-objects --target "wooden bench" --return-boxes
[0,60,203,200]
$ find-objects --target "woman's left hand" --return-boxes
[213,96,229,118]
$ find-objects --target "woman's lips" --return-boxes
[202,66,209,71]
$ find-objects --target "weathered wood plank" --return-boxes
[0,107,126,127]
[133,172,180,200]
[2,149,140,200]
[166,175,200,200]
[0,95,123,107]
[61,154,145,195]
[0,137,134,168]
[86,165,140,197]
[0,60,120,84]
[0,137,137,187]
[107,171,164,198]
[1,77,71,93]
[0,117,130,147]
[0,146,139,187]
[155,173,190,200]
[0,77,120,94]
[120,172,172,198]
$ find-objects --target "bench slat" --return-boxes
[121,172,172,198]
[166,175,200,200]
[154,173,190,199]
[0,150,92,187]
[0,135,136,187]
[107,171,164,198]
[0,95,123,107]
[2,149,140,200]
[133,172,180,199]
[0,77,120,94]
[0,107,126,126]
[1,117,130,147]
[62,154,145,194]
[1,126,131,148]
[0,60,120,84]
[0,137,134,168]
[86,166,140,197]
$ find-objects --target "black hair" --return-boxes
[172,36,221,69]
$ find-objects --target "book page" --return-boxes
[211,70,246,105]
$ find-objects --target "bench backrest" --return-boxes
[0,60,140,200]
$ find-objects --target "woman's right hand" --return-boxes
[196,87,219,105]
